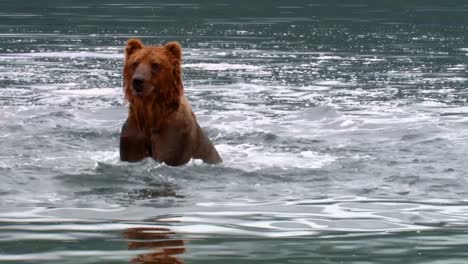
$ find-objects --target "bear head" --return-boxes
[123,38,183,108]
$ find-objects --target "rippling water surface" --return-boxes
[1,1,468,263]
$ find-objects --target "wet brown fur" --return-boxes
[120,38,222,166]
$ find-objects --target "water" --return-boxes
[1,0,468,263]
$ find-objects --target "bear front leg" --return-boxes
[193,123,222,164]
[120,119,150,162]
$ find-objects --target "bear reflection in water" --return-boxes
[124,227,185,264]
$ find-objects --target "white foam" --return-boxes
[314,55,343,60]
[314,80,348,86]
[53,88,120,97]
[184,62,263,71]
[446,64,466,71]
[84,151,120,164]
[216,144,336,172]
[3,51,122,59]
[0,161,8,169]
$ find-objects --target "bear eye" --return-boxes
[131,61,139,69]
[151,63,160,72]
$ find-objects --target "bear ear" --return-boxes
[125,38,143,58]
[165,41,182,60]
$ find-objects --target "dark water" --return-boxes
[1,1,468,263]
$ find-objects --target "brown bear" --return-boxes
[119,38,222,166]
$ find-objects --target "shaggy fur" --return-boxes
[120,38,222,166]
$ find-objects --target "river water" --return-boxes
[1,1,468,263]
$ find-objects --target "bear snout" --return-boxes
[132,77,145,94]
